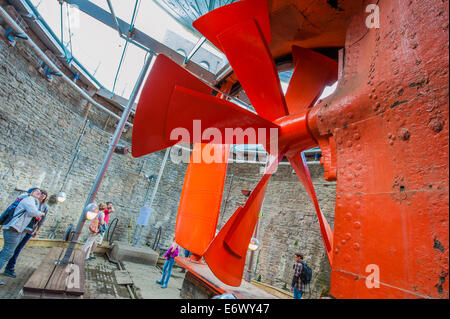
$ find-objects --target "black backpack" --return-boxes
[0,197,26,225]
[300,261,312,284]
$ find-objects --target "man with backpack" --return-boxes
[0,188,38,227]
[291,253,312,299]
[0,188,45,285]
[3,190,49,278]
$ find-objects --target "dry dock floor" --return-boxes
[0,246,185,299]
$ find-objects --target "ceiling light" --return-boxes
[248,238,260,251]
[56,191,66,203]
[85,203,99,220]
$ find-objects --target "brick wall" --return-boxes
[0,19,336,298]
[0,28,187,248]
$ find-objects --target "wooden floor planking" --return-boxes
[22,247,86,298]
[23,247,64,294]
[65,249,85,296]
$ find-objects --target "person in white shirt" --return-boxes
[0,188,45,285]
[3,190,49,278]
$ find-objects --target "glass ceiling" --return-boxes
[154,0,238,33]
[28,0,230,99]
[27,0,336,103]
[24,0,336,157]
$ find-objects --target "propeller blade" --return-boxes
[167,86,279,147]
[131,54,211,157]
[192,0,272,52]
[175,143,230,257]
[194,1,288,122]
[285,46,338,115]
[288,152,334,264]
[132,54,279,156]
[204,153,284,286]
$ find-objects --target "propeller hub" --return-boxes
[273,109,318,156]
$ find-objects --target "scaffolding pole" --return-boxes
[60,53,153,264]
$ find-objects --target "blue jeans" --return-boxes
[293,287,304,299]
[184,250,191,258]
[160,258,175,285]
[5,232,32,272]
[0,228,23,271]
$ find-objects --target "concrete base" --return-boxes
[110,242,159,266]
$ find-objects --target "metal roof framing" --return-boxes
[63,0,216,83]
[5,0,247,113]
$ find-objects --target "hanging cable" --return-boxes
[112,40,129,95]
[128,0,141,32]
[59,0,63,47]
[66,1,74,61]
[111,0,141,96]
[59,1,74,63]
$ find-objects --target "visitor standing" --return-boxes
[291,253,307,299]
[156,239,179,288]
[3,190,49,278]
[88,203,108,259]
[0,188,44,285]
[82,203,105,261]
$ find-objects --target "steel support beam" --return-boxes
[59,53,154,264]
[64,0,216,83]
[184,36,206,64]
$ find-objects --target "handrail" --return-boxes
[152,226,162,250]
[105,217,119,242]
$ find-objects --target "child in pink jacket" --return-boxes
[156,239,179,288]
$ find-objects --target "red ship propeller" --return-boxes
[132,0,337,286]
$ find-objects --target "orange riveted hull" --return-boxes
[307,0,449,299]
